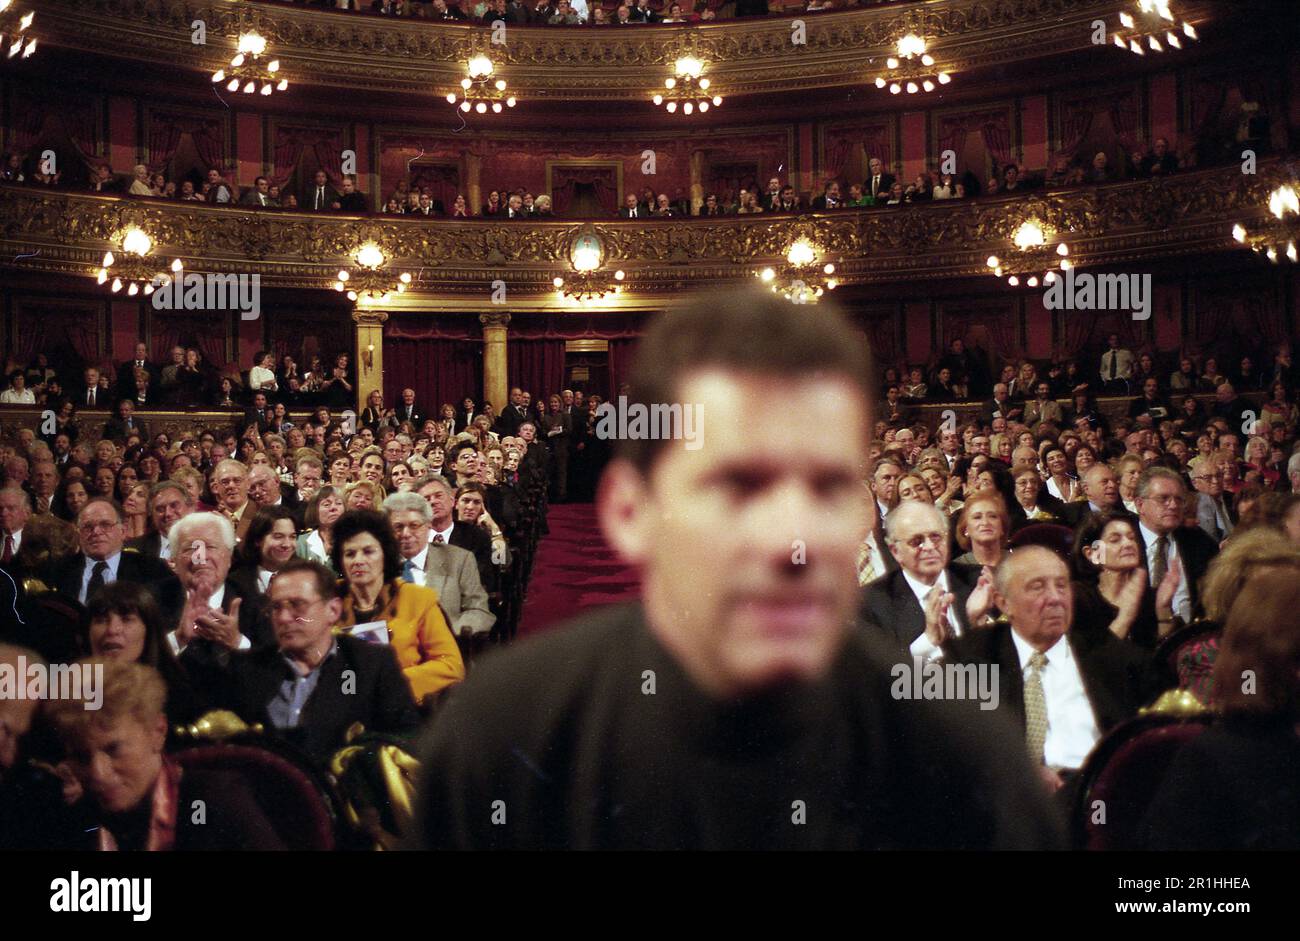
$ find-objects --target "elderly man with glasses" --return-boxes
[860,501,992,661]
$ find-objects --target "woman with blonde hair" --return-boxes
[343,479,384,510]
[953,491,1010,568]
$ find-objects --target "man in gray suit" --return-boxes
[383,492,496,638]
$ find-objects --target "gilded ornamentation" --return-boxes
[0,159,1285,293]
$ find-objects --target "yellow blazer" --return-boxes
[338,579,465,704]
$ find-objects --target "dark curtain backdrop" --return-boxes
[409,164,461,213]
[606,337,640,401]
[272,126,346,201]
[11,304,101,369]
[550,166,619,216]
[507,340,567,405]
[147,112,227,177]
[383,338,483,415]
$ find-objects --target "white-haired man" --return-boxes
[167,511,272,653]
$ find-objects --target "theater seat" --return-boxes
[330,731,421,851]
[173,716,338,850]
[1072,704,1213,850]
[1153,619,1222,705]
[1008,522,1074,558]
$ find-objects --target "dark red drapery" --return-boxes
[507,340,567,406]
[549,165,619,217]
[606,337,639,400]
[383,338,483,417]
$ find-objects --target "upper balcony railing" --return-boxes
[0,157,1286,296]
[23,0,1218,99]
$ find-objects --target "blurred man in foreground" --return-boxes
[416,288,1062,850]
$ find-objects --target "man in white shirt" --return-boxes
[1098,333,1134,392]
[951,546,1147,795]
[871,455,903,524]
[1134,467,1218,635]
[0,487,30,567]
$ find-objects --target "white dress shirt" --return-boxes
[429,523,454,546]
[902,567,961,661]
[166,584,251,655]
[405,544,429,578]
[1010,630,1099,770]
[3,529,23,555]
[1139,521,1191,622]
[79,552,122,603]
[256,566,275,594]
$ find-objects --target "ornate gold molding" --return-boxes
[28,0,1218,99]
[0,159,1288,294]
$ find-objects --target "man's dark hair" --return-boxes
[330,508,403,582]
[620,287,873,473]
[272,558,340,601]
[147,479,193,507]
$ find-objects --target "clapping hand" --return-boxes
[965,566,996,626]
[194,597,243,650]
[1155,556,1181,622]
[923,586,955,647]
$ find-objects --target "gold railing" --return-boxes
[0,158,1288,295]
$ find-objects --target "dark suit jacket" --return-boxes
[1009,492,1069,531]
[866,173,896,199]
[303,184,340,212]
[71,384,107,410]
[494,405,529,437]
[1137,525,1218,622]
[186,634,420,766]
[101,417,149,442]
[52,550,182,626]
[220,573,275,648]
[947,624,1150,746]
[395,404,425,427]
[1058,500,1124,530]
[337,192,368,213]
[618,205,650,219]
[810,195,842,211]
[124,531,164,559]
[238,189,273,208]
[859,564,981,650]
[451,521,498,594]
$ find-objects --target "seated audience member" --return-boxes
[331,509,465,705]
[186,559,420,766]
[416,287,1061,851]
[169,511,273,653]
[1011,465,1064,528]
[0,370,35,404]
[125,482,194,560]
[1070,509,1174,647]
[45,659,285,849]
[860,501,990,660]
[1132,467,1218,634]
[52,497,183,624]
[949,546,1149,796]
[83,581,204,727]
[385,492,495,638]
[1141,568,1300,850]
[1058,463,1120,528]
[1138,137,1180,177]
[296,486,345,573]
[229,507,299,604]
[952,491,1010,568]
[1190,455,1233,543]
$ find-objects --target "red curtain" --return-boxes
[1109,92,1141,154]
[384,338,483,416]
[507,340,567,406]
[822,132,859,184]
[13,304,102,369]
[1057,99,1097,162]
[606,337,640,400]
[549,165,619,216]
[271,126,346,194]
[981,115,1012,170]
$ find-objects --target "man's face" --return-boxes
[869,158,882,175]
[872,462,901,505]
[599,370,868,698]
[79,501,124,561]
[887,505,949,581]
[419,483,455,527]
[171,520,233,590]
[1191,461,1223,496]
[295,464,322,498]
[1220,434,1239,457]
[31,464,56,496]
[519,423,536,443]
[996,551,1072,652]
[248,469,279,506]
[1137,475,1184,533]
[269,571,340,658]
[403,388,416,405]
[84,369,99,388]
[384,440,403,464]
[0,491,30,534]
[971,436,990,457]
[1144,378,1158,398]
[314,171,327,187]
[150,488,190,536]
[213,466,248,511]
[1083,466,1118,508]
[939,429,958,453]
[390,509,431,559]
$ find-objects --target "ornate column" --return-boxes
[353,306,388,414]
[479,311,511,413]
[689,149,705,217]
[466,150,483,217]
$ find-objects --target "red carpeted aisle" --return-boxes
[516,502,642,637]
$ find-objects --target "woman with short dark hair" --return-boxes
[331,510,464,706]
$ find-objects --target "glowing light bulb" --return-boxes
[938,72,951,84]
[1007,275,1019,286]
[906,82,919,94]
[683,102,693,115]
[475,102,487,113]
[890,84,901,95]
[875,77,886,89]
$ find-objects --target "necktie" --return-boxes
[1,535,12,565]
[1151,535,1168,587]
[402,559,417,583]
[87,560,108,600]
[317,187,324,209]
[1217,498,1232,538]
[856,539,880,586]
[87,389,95,406]
[1024,652,1049,765]
[433,533,445,545]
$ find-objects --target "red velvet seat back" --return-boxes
[1077,716,1211,851]
[174,743,336,850]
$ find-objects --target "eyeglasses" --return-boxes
[79,520,119,533]
[901,532,946,550]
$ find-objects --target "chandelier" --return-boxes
[1113,0,1198,55]
[652,57,722,115]
[212,33,288,96]
[0,0,35,59]
[333,243,414,302]
[1232,185,1299,263]
[873,33,951,95]
[95,229,182,296]
[446,55,516,114]
[986,219,1072,287]
[756,238,839,304]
